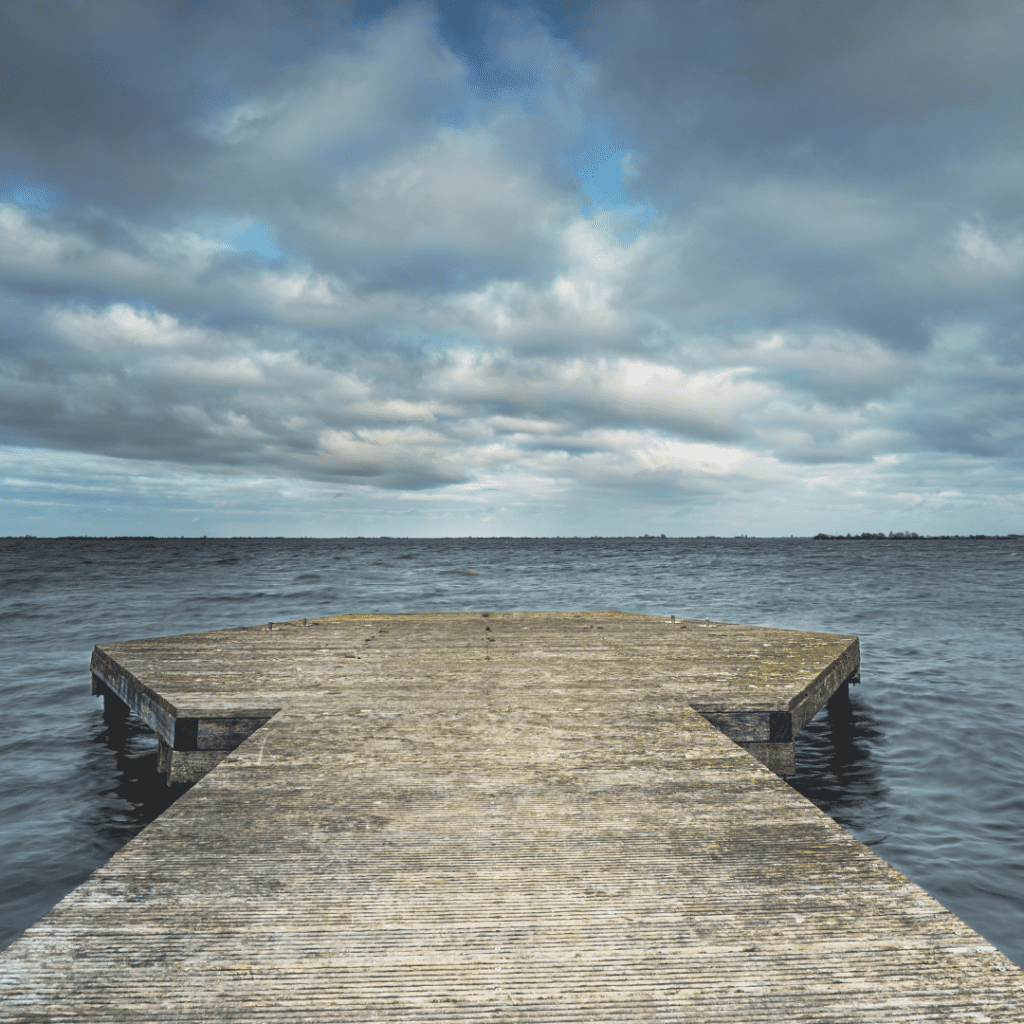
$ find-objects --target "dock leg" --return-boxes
[157,738,172,776]
[92,673,129,721]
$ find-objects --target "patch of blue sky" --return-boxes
[570,143,658,244]
[577,147,630,213]
[220,221,282,260]
[567,120,635,210]
[1,177,60,211]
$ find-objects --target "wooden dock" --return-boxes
[1,611,1019,1021]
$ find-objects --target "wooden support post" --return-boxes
[92,673,129,720]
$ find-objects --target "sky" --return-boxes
[2,0,1022,538]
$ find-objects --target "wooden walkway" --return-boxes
[1,611,1019,1022]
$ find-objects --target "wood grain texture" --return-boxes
[2,611,1019,1022]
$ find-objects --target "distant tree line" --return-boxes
[814,532,918,539]
[812,532,1018,540]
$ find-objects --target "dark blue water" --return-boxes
[2,536,1022,965]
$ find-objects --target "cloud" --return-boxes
[1,1,1022,536]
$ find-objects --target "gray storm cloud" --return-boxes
[1,0,1021,536]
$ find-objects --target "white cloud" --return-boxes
[2,2,1023,536]
[49,304,210,352]
[953,220,1024,279]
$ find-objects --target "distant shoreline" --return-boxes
[811,532,1022,540]
[3,533,1021,542]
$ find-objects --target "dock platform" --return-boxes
[1,611,1019,1021]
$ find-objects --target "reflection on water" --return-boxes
[91,696,193,842]
[791,681,888,840]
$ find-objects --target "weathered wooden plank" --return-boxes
[89,662,177,746]
[90,614,858,777]
[3,611,1019,1023]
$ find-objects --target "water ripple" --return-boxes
[1,536,1022,967]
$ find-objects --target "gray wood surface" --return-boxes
[2,611,1018,1021]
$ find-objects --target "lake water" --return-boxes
[2,536,1022,966]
